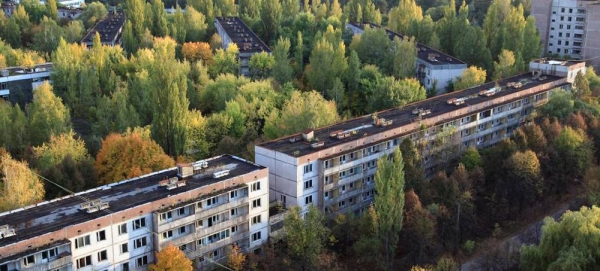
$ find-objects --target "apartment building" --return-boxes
[214,17,271,77]
[346,22,467,92]
[0,63,52,105]
[81,11,126,48]
[255,60,585,216]
[531,0,600,66]
[0,155,269,271]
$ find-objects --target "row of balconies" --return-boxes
[158,214,250,250]
[156,197,250,232]
[21,254,72,271]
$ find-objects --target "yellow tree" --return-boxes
[454,66,487,91]
[0,152,45,212]
[149,243,193,271]
[33,130,89,172]
[94,128,175,184]
[181,42,213,65]
[227,244,246,271]
[388,0,423,34]
[493,49,516,80]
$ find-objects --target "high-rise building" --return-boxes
[0,155,269,271]
[255,60,585,216]
[531,0,600,66]
[0,63,53,105]
[214,17,272,77]
[346,23,468,92]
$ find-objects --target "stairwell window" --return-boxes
[252,215,262,225]
[252,198,262,209]
[96,230,106,242]
[304,179,313,190]
[252,231,262,242]
[251,181,261,192]
[132,218,146,230]
[305,195,313,205]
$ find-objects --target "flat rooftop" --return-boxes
[0,155,264,249]
[348,22,466,66]
[215,17,271,53]
[259,73,565,156]
[530,59,584,67]
[0,63,53,77]
[81,11,125,44]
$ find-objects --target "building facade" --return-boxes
[531,0,600,66]
[0,155,269,271]
[255,60,585,216]
[0,63,52,105]
[346,23,467,92]
[81,11,125,48]
[214,17,271,77]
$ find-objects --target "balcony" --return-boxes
[159,214,249,250]
[22,254,72,271]
[157,213,197,232]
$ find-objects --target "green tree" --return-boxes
[454,66,486,91]
[200,73,249,113]
[124,0,146,53]
[45,0,58,21]
[392,36,418,79]
[150,0,168,37]
[459,147,482,171]
[62,20,84,43]
[573,71,591,99]
[493,49,516,80]
[149,37,190,157]
[366,76,425,113]
[0,102,28,154]
[522,16,542,66]
[80,2,108,29]
[249,52,275,80]
[33,131,89,172]
[264,90,340,139]
[32,16,64,54]
[27,82,71,147]
[400,138,425,194]
[294,31,304,76]
[539,90,575,119]
[171,6,186,44]
[0,153,45,212]
[184,6,208,42]
[271,37,294,85]
[210,44,239,77]
[284,205,330,271]
[307,38,347,94]
[521,206,600,271]
[388,0,423,34]
[346,50,361,94]
[3,18,22,48]
[355,148,405,270]
[350,26,393,73]
[260,0,282,43]
[502,150,543,213]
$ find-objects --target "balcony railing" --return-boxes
[23,254,72,271]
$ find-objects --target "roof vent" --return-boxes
[412,108,431,117]
[79,199,109,213]
[213,170,230,178]
[159,177,186,190]
[0,225,15,239]
[301,129,314,142]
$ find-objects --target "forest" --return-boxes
[2,0,600,269]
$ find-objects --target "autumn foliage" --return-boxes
[0,152,45,211]
[149,243,193,271]
[94,130,175,185]
[182,42,213,65]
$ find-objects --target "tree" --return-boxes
[388,0,423,34]
[260,0,282,43]
[284,205,330,271]
[350,26,393,73]
[150,0,169,37]
[32,16,64,54]
[27,82,71,147]
[63,20,84,43]
[149,243,193,271]
[264,90,340,139]
[573,71,591,99]
[459,147,482,171]
[45,0,58,21]
[539,90,575,119]
[307,38,347,94]
[493,49,516,80]
[210,44,239,77]
[227,244,246,271]
[392,36,417,79]
[181,42,213,65]
[522,16,542,65]
[200,74,249,113]
[521,206,600,271]
[0,102,28,154]
[454,66,486,91]
[355,148,405,270]
[400,138,425,195]
[80,2,108,28]
[184,6,208,42]
[502,150,543,213]
[346,50,361,94]
[249,52,275,79]
[170,6,186,44]
[33,131,89,172]
[366,76,425,113]
[94,129,175,185]
[0,152,45,212]
[401,190,437,263]
[124,0,146,53]
[271,37,294,85]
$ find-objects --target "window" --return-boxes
[179,226,186,234]
[136,256,148,267]
[324,160,330,168]
[180,244,187,251]
[338,200,346,207]
[252,215,262,225]
[303,164,313,174]
[252,231,262,242]
[75,235,91,249]
[197,219,203,228]
[23,255,35,266]
[97,230,106,241]
[566,33,571,38]
[341,185,346,192]
[133,218,146,230]
[42,248,57,260]
[252,198,261,208]
[560,16,564,20]
[208,214,220,227]
[324,191,329,199]
[559,24,563,29]
[134,237,147,249]
[304,179,313,190]
[122,263,130,271]
[558,40,562,45]
[178,207,185,216]
[162,230,174,239]
[231,208,238,216]
[231,225,238,233]
[207,197,218,206]
[76,255,92,269]
[339,155,346,163]
[305,195,313,205]
[98,250,108,261]
[118,223,127,235]
[120,243,129,254]
[230,190,238,199]
[559,32,563,37]
[251,181,261,192]
[325,176,331,184]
